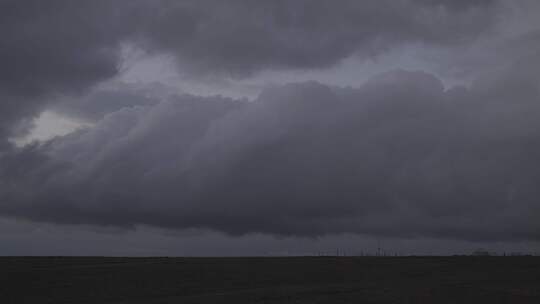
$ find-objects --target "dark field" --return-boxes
[1,257,539,303]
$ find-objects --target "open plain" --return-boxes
[1,256,539,303]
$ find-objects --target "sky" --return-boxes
[1,0,540,256]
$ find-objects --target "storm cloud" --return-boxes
[2,53,540,241]
[0,0,131,146]
[0,0,500,144]
[1,0,540,252]
[134,0,499,77]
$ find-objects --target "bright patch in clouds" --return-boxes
[12,111,91,147]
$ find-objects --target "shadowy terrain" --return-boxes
[0,256,539,303]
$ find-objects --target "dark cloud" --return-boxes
[0,0,500,96]
[413,0,496,10]
[0,0,501,146]
[136,0,499,77]
[3,0,540,248]
[0,1,122,97]
[1,218,537,256]
[2,56,540,241]
[0,0,132,144]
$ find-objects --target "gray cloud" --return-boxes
[135,0,499,78]
[0,0,502,147]
[2,54,540,241]
[2,0,540,248]
[1,218,538,256]
[0,0,132,146]
[49,82,183,122]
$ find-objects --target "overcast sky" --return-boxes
[1,0,540,256]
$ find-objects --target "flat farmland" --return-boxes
[1,257,539,303]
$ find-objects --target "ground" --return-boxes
[1,256,539,303]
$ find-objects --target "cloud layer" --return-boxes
[0,0,501,146]
[2,57,539,241]
[2,0,540,246]
[134,0,498,77]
